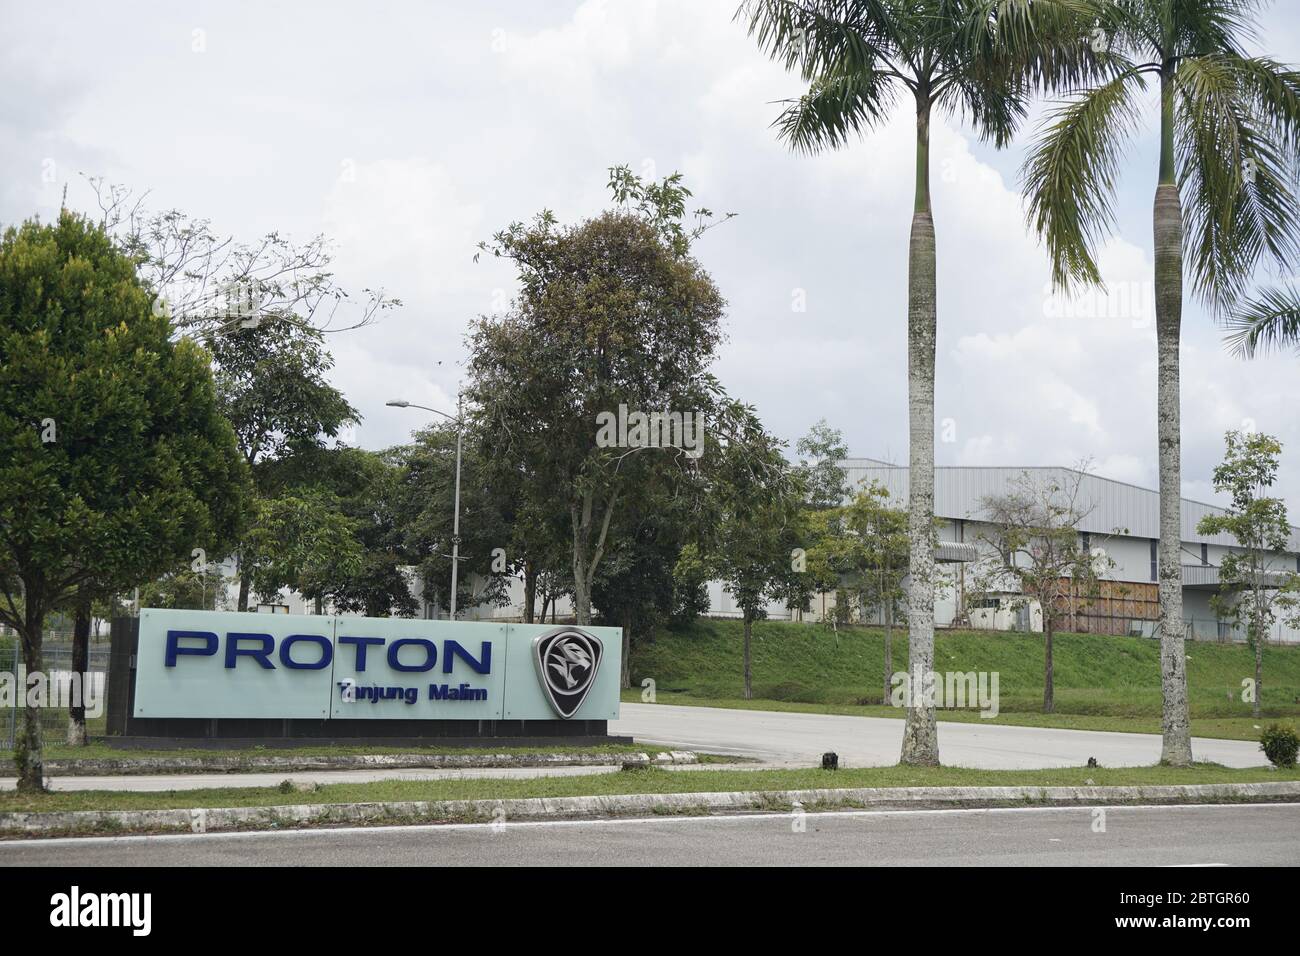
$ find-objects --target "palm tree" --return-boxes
[740,0,1091,764]
[1022,0,1300,765]
[1225,286,1300,355]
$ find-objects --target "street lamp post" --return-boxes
[387,398,463,619]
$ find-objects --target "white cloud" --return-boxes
[3,0,1299,513]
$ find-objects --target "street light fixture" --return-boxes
[386,398,463,619]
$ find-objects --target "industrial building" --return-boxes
[222,458,1300,645]
[825,458,1300,643]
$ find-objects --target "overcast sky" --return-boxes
[4,0,1300,514]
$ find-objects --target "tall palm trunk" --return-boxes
[901,90,939,766]
[1154,73,1192,766]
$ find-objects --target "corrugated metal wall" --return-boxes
[840,460,1300,552]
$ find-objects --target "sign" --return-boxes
[532,627,603,718]
[133,609,621,721]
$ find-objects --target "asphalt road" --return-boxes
[611,703,1267,769]
[3,803,1297,866]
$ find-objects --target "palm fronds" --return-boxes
[1224,285,1300,356]
[1022,72,1147,288]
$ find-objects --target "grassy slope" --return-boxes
[3,763,1297,815]
[627,619,1300,739]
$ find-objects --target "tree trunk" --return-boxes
[1253,626,1263,718]
[901,91,939,766]
[572,505,592,626]
[1154,74,1192,766]
[743,612,753,700]
[883,602,893,705]
[67,598,90,746]
[237,572,251,613]
[1043,625,1054,714]
[15,599,47,792]
[573,581,592,626]
[523,563,536,625]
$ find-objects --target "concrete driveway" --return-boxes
[610,702,1267,769]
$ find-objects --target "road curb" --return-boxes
[3,780,1298,837]
[0,751,698,778]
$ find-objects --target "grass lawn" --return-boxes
[625,689,1293,742]
[626,619,1300,740]
[34,741,666,763]
[2,762,1296,815]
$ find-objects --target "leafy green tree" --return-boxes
[795,419,851,510]
[703,404,809,700]
[241,489,365,611]
[1197,431,1300,717]
[259,444,418,617]
[206,320,358,610]
[137,567,223,611]
[402,423,512,617]
[841,483,910,700]
[509,501,573,624]
[467,168,729,624]
[323,449,419,618]
[1022,0,1300,764]
[592,506,685,688]
[795,507,853,626]
[742,0,1090,764]
[0,212,249,791]
[670,543,714,626]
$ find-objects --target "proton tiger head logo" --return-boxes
[533,626,603,719]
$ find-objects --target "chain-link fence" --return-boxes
[1185,617,1298,645]
[1,640,111,750]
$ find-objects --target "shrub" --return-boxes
[1260,724,1300,768]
